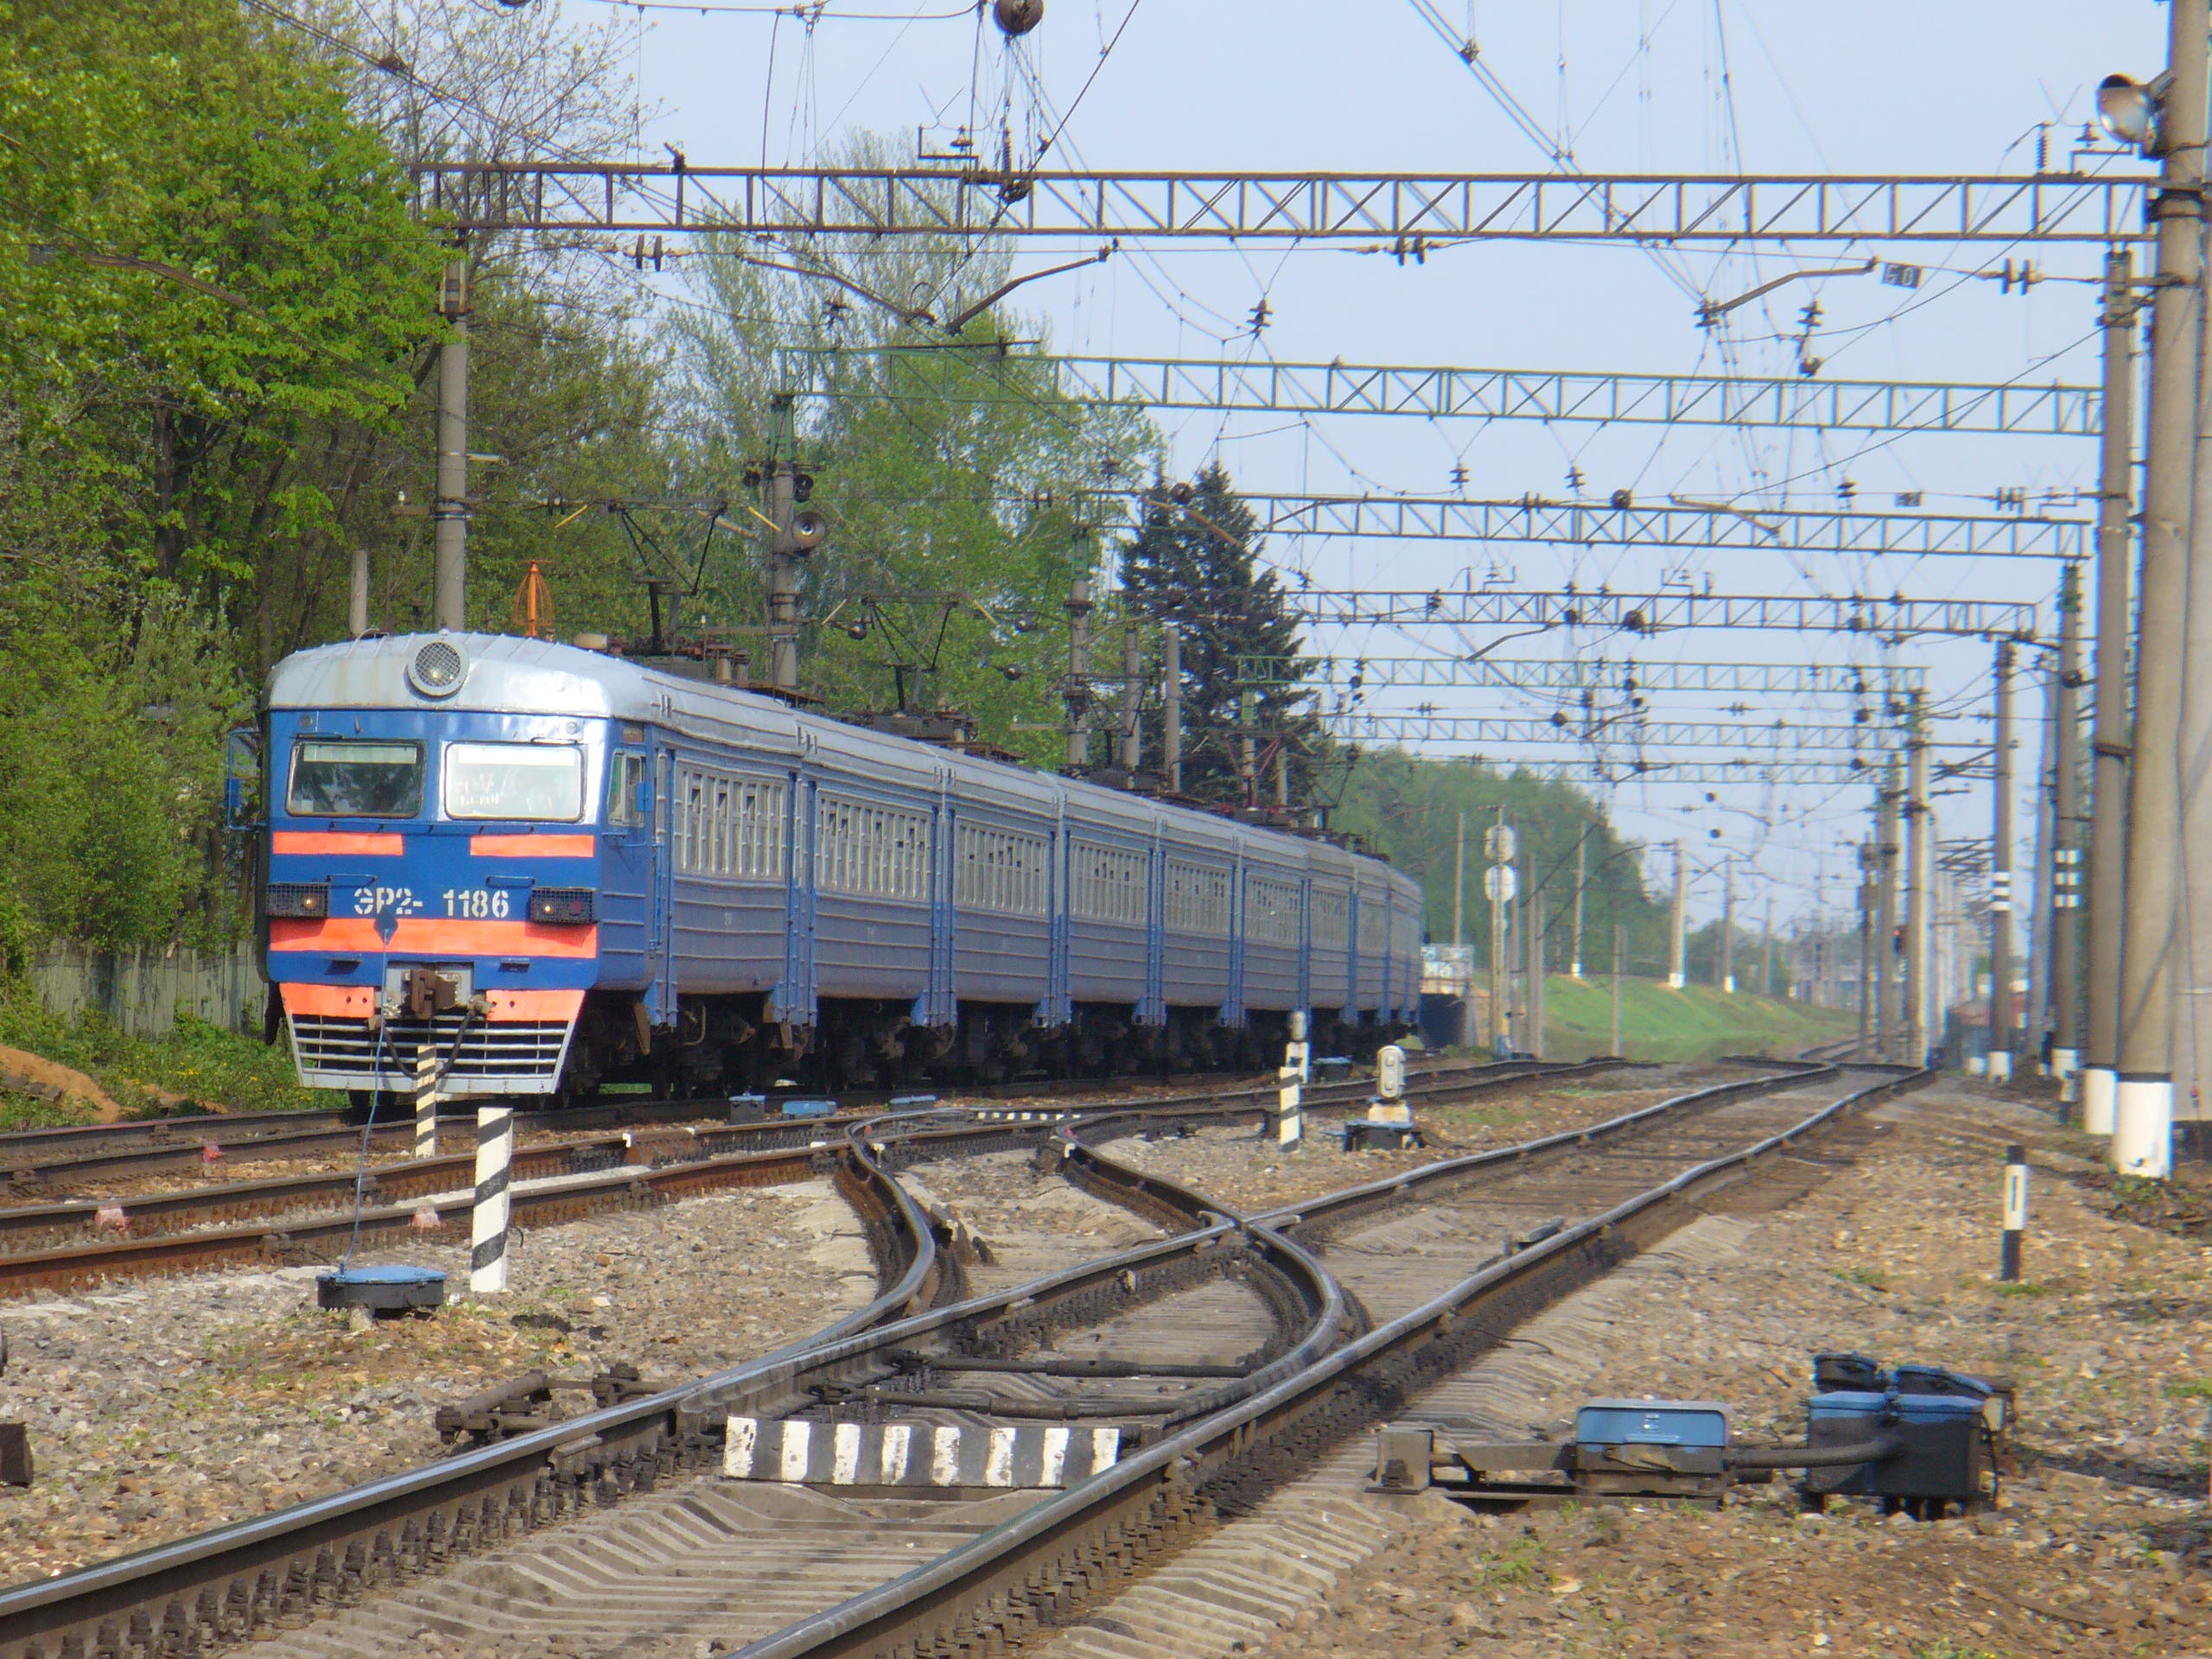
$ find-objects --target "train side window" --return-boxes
[607,753,647,828]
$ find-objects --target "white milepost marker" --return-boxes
[1999,1144,2028,1282]
[413,1045,439,1160]
[471,1104,513,1293]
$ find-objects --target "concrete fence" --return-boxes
[26,942,264,1039]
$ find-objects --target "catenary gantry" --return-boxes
[414,164,2152,243]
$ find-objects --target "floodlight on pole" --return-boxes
[2096,73,2170,154]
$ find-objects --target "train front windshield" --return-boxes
[286,739,423,817]
[442,742,586,821]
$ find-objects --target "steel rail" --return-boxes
[0,1065,1610,1300]
[723,1063,1926,1659]
[0,1056,1655,1656]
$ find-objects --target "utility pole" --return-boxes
[2026,663,2058,1074]
[1526,882,1547,1058]
[1668,842,1687,990]
[432,261,469,632]
[2050,567,2088,1098]
[1064,575,1094,772]
[762,393,810,695]
[1762,895,1776,996]
[1877,772,1903,1061]
[1858,841,1877,1060]
[1719,856,1736,993]
[1486,815,1513,1053]
[2180,60,2212,1147]
[1611,922,1624,1057]
[1160,622,1183,792]
[1236,689,1260,804]
[1989,641,2018,1078]
[2083,249,2139,1136]
[1453,813,1467,950]
[2114,0,2209,1180]
[1570,829,1588,979]
[1905,709,1932,1068]
[349,548,372,639]
[1117,620,1143,775]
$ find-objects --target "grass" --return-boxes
[1534,974,1859,1063]
[0,978,337,1122]
[1475,1534,1548,1589]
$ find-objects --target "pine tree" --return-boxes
[1118,463,1322,807]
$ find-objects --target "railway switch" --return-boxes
[1371,1355,2012,1516]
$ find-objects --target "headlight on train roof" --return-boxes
[265,884,329,918]
[527,887,595,925]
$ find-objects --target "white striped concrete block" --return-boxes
[723,1416,1121,1489]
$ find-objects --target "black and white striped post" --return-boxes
[471,1104,513,1294]
[2000,1143,2028,1283]
[1274,1011,1310,1147]
[412,1045,439,1160]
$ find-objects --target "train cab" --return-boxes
[261,636,624,1098]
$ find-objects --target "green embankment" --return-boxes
[0,982,334,1130]
[1538,975,1857,1063]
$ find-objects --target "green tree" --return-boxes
[1331,750,1667,969]
[1118,463,1322,805]
[675,141,1154,757]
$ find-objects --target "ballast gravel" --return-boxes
[1097,1066,1715,1216]
[0,1178,876,1586]
[1249,1078,2212,1659]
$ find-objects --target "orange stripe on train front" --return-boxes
[482,988,587,1022]
[470,833,595,858]
[268,918,600,958]
[278,982,378,1018]
[271,831,405,855]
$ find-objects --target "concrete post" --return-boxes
[2115,0,2209,1179]
[1877,771,1903,1060]
[1611,922,1624,1057]
[2084,249,2140,1137]
[1117,622,1142,774]
[1858,840,1877,1060]
[432,262,469,632]
[349,547,372,639]
[2052,560,2088,1097]
[1990,642,2018,1077]
[1160,622,1183,792]
[1905,717,1932,1068]
[1571,830,1587,979]
[1065,576,1093,772]
[1719,856,1736,993]
[1667,842,1687,991]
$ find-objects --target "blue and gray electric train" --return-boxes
[257,632,1422,1099]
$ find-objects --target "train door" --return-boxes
[597,739,654,1000]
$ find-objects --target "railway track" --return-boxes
[0,1058,1606,1299]
[0,1052,1912,1659]
[0,1052,1516,1185]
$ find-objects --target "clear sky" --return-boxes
[584,0,2166,946]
